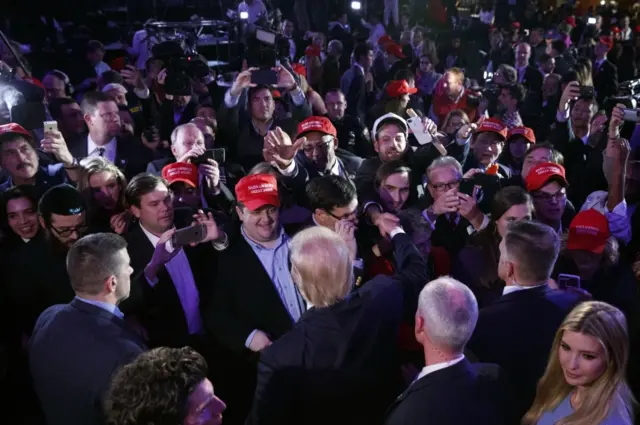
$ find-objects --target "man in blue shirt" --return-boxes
[29,233,146,425]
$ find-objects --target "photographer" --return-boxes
[552,81,608,208]
[218,66,312,171]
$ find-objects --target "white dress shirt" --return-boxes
[415,355,465,382]
[141,224,204,335]
[87,134,117,163]
[502,283,546,296]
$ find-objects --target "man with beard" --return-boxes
[30,233,146,425]
[0,123,79,195]
[66,91,151,180]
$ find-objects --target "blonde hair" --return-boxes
[289,226,352,307]
[78,157,127,211]
[523,301,634,425]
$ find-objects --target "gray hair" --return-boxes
[170,123,203,146]
[426,156,463,182]
[66,233,128,295]
[417,276,478,352]
[503,220,560,283]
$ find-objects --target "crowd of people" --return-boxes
[3,1,640,425]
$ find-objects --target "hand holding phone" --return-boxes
[251,69,278,86]
[171,224,208,248]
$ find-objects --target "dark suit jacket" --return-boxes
[29,299,146,425]
[246,233,429,425]
[467,286,583,419]
[593,59,618,107]
[344,65,373,125]
[159,101,197,141]
[68,133,152,180]
[123,221,218,348]
[384,359,510,425]
[202,229,296,358]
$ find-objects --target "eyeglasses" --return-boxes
[50,223,88,238]
[429,179,461,192]
[303,138,333,155]
[532,188,566,203]
[325,207,359,221]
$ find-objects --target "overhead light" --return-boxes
[351,1,362,10]
[240,11,249,20]
[600,0,605,5]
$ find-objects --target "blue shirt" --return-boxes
[0,164,68,197]
[241,226,305,322]
[75,296,124,319]
[537,393,630,425]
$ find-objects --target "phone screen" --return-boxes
[172,224,208,247]
[251,69,278,86]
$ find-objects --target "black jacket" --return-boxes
[384,359,511,425]
[247,232,428,425]
[468,286,584,419]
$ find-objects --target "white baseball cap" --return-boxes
[372,112,408,139]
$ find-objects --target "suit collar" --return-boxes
[497,284,550,302]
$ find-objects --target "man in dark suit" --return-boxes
[341,43,375,125]
[247,220,429,425]
[514,43,543,118]
[593,36,619,107]
[67,91,151,180]
[267,116,362,196]
[385,277,510,425]
[29,233,146,425]
[468,220,584,421]
[122,173,229,349]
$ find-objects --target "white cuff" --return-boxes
[211,232,229,251]
[353,258,364,270]
[145,274,159,287]
[421,209,436,230]
[389,227,406,238]
[276,160,297,176]
[556,107,570,123]
[290,87,306,106]
[245,329,259,348]
[224,89,240,108]
[607,199,628,216]
[456,134,471,146]
[133,87,150,99]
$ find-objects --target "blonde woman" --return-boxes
[78,157,130,234]
[523,301,635,425]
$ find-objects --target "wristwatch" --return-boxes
[64,157,79,169]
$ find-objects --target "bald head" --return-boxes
[515,43,532,68]
[417,277,478,352]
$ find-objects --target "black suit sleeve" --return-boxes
[389,232,430,317]
[202,251,257,354]
[246,346,296,425]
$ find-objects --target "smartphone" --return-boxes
[578,85,595,99]
[558,273,581,289]
[171,224,208,247]
[623,108,640,122]
[193,148,226,165]
[588,17,597,25]
[251,69,278,86]
[458,179,481,198]
[43,120,58,133]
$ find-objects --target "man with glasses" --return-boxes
[525,162,573,234]
[67,91,151,180]
[267,116,362,193]
[424,156,488,259]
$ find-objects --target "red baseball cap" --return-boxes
[512,21,521,29]
[508,126,536,144]
[567,209,610,254]
[378,35,394,46]
[386,80,418,97]
[296,116,337,139]
[385,43,406,59]
[305,45,322,57]
[476,118,508,140]
[292,63,307,77]
[612,26,621,34]
[162,162,199,188]
[0,123,31,140]
[600,36,614,49]
[235,174,280,211]
[525,162,569,192]
[566,16,576,27]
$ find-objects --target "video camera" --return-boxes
[243,8,290,68]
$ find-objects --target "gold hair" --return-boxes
[522,301,634,425]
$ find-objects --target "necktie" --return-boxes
[97,147,105,157]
